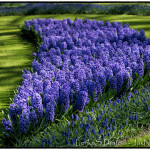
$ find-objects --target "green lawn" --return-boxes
[0,14,150,147]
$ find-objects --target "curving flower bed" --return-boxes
[2,18,150,135]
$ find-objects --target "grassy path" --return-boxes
[0,14,150,147]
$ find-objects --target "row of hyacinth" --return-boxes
[22,85,150,147]
[1,3,150,16]
[2,18,150,134]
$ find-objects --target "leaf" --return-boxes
[1,110,4,115]
[36,116,46,133]
[103,80,110,93]
[88,94,93,107]
[93,91,95,101]
[20,25,41,48]
[10,98,13,102]
[61,105,72,120]
[141,70,150,86]
[107,88,116,100]
[22,122,34,142]
[93,92,106,107]
[28,99,31,106]
[0,127,17,142]
[7,114,19,139]
[129,77,133,90]
[132,72,142,89]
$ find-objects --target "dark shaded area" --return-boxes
[9,16,24,25]
[20,26,41,48]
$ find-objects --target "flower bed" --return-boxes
[22,85,150,147]
[2,18,150,136]
[1,3,150,16]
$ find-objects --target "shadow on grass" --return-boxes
[0,18,37,122]
[0,31,19,36]
[9,16,25,26]
[0,71,23,86]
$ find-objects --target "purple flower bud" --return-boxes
[71,114,74,120]
[32,52,37,57]
[113,126,116,130]
[147,106,149,111]
[135,113,138,120]
[75,114,79,121]
[99,129,103,134]
[102,134,104,140]
[125,120,128,126]
[120,124,123,129]
[92,128,96,135]
[80,123,83,128]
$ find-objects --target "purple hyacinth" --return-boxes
[45,101,55,122]
[2,118,13,133]
[31,92,43,118]
[19,110,30,134]
[60,82,71,112]
[75,91,88,112]
[43,94,54,108]
[99,72,106,90]
[73,79,80,95]
[136,59,144,77]
[25,20,31,30]
[9,103,18,125]
[33,79,43,93]
[109,76,117,90]
[29,106,38,125]
[122,69,131,89]
[116,71,124,93]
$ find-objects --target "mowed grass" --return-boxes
[0,14,150,147]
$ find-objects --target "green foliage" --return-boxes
[20,25,42,49]
[20,84,150,147]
